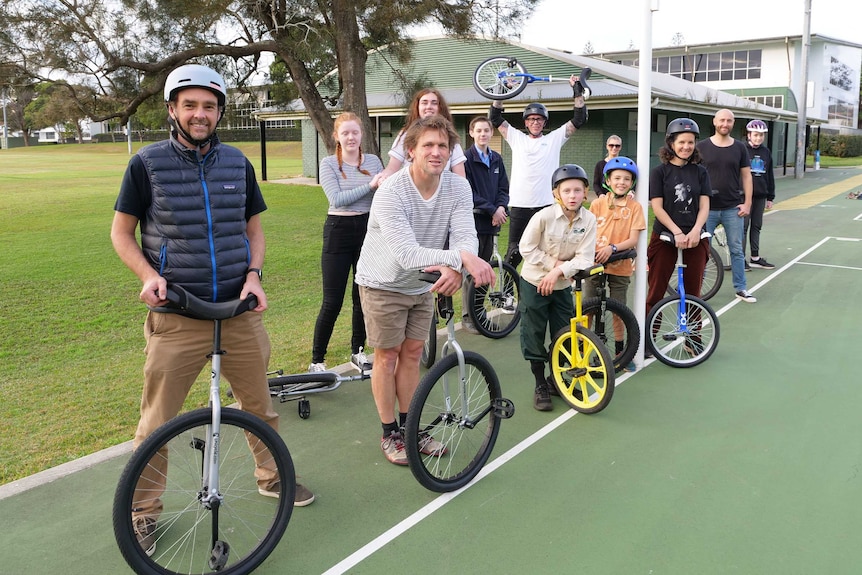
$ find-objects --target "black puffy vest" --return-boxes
[139,137,250,302]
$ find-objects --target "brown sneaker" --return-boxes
[258,482,316,507]
[381,431,408,465]
[533,384,553,411]
[133,516,156,557]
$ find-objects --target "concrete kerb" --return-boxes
[0,360,363,502]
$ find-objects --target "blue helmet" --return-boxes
[603,156,638,184]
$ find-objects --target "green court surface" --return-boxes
[2,168,861,574]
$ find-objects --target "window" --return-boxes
[743,95,785,109]
[652,49,762,83]
[828,96,854,126]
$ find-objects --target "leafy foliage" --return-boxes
[0,0,540,151]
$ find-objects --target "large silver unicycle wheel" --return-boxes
[404,351,514,492]
[113,408,295,575]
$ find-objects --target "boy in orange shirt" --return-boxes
[586,157,646,372]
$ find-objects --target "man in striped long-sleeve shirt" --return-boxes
[355,115,495,466]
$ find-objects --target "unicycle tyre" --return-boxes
[404,351,511,492]
[646,295,720,368]
[666,246,724,301]
[581,296,639,374]
[549,324,616,414]
[466,260,521,339]
[113,407,295,575]
[473,56,529,100]
[421,311,437,369]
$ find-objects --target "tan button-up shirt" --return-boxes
[519,203,597,290]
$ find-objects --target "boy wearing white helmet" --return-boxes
[743,119,776,269]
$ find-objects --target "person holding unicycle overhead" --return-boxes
[110,64,315,560]
[487,73,590,269]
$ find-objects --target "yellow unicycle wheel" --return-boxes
[549,324,616,414]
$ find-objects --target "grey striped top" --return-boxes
[355,168,478,295]
[319,153,384,214]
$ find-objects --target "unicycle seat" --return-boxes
[149,284,258,321]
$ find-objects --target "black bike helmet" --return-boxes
[523,102,548,120]
[666,117,700,137]
[551,164,589,190]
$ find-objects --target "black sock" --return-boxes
[615,340,624,355]
[399,412,407,428]
[530,361,546,388]
[382,421,399,437]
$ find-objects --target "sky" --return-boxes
[519,0,856,54]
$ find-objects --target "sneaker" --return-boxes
[533,384,553,411]
[624,361,637,373]
[381,431,408,465]
[501,294,517,314]
[133,517,156,557]
[749,257,775,270]
[308,362,327,373]
[735,290,757,303]
[350,347,372,372]
[461,317,480,335]
[744,261,752,272]
[258,482,316,507]
[417,432,448,456]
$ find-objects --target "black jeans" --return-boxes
[743,196,767,258]
[312,213,369,364]
[505,206,548,268]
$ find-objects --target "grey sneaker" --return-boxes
[258,482,315,507]
[461,317,480,335]
[735,290,757,303]
[133,516,156,557]
[308,362,327,373]
[350,347,372,372]
[417,431,448,456]
[381,431,408,465]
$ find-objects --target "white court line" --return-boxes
[325,234,862,574]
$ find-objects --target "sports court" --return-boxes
[2,167,861,573]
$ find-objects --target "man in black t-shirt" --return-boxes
[696,109,757,303]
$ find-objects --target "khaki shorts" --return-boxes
[359,285,434,349]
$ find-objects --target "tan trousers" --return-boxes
[131,310,278,518]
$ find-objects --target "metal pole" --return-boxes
[1,88,8,150]
[632,0,658,369]
[795,0,812,179]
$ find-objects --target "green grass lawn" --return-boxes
[0,141,341,485]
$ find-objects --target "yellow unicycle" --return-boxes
[549,265,616,414]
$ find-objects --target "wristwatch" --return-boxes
[246,267,262,280]
[610,244,618,254]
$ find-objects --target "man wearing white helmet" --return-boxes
[111,64,314,557]
[743,119,776,270]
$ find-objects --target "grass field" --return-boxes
[0,141,362,485]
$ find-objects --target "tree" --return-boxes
[0,0,540,155]
[25,82,96,143]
